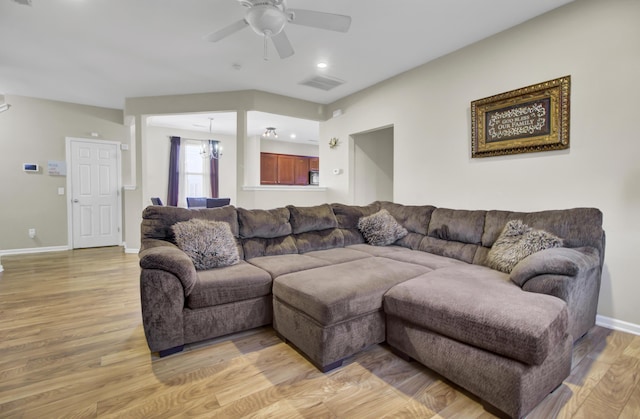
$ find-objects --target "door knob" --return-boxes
[73,199,79,203]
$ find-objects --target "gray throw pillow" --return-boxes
[487,219,563,273]
[172,218,240,270]
[357,209,408,246]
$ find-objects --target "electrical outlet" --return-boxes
[28,228,36,238]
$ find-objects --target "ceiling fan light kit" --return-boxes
[205,0,352,60]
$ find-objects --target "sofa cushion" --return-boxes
[487,220,564,273]
[142,205,239,244]
[172,219,240,270]
[379,248,466,270]
[357,209,408,246]
[288,204,338,234]
[427,208,486,245]
[331,202,381,246]
[379,201,435,235]
[242,235,298,259]
[304,248,373,264]
[482,208,604,251]
[384,264,568,366]
[246,254,332,279]
[237,207,291,239]
[273,258,430,325]
[418,236,479,264]
[186,261,272,308]
[294,228,345,253]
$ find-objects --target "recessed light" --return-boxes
[317,62,328,69]
[290,133,297,139]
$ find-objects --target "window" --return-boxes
[178,140,211,207]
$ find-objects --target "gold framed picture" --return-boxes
[471,75,570,158]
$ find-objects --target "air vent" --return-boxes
[299,75,345,91]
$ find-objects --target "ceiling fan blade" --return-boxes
[203,19,249,42]
[288,9,351,32]
[271,31,294,59]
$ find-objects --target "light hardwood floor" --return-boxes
[1,247,639,418]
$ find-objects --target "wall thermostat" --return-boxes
[23,163,39,172]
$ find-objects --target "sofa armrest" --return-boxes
[139,240,198,296]
[510,247,600,288]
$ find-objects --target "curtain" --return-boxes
[209,140,219,198]
[167,136,180,206]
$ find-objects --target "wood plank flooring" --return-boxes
[1,247,639,418]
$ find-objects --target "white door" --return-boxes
[68,138,121,248]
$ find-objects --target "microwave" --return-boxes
[309,170,319,185]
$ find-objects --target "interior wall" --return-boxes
[260,140,319,157]
[0,95,129,252]
[143,125,237,207]
[320,0,640,326]
[352,127,393,205]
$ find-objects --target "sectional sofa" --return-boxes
[139,201,605,418]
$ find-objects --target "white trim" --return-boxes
[0,246,70,257]
[596,314,640,336]
[123,243,140,254]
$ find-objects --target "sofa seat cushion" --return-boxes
[384,264,568,366]
[304,248,373,264]
[273,258,430,326]
[345,244,410,257]
[379,248,467,270]
[246,254,332,279]
[187,261,272,309]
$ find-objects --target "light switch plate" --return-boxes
[58,187,65,195]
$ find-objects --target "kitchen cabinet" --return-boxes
[260,152,318,185]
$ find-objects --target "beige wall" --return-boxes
[321,0,640,326]
[353,127,394,205]
[0,95,129,252]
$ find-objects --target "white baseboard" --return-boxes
[596,314,640,336]
[0,245,70,257]
[124,247,139,254]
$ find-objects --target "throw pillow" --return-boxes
[172,219,240,270]
[357,209,408,246]
[487,219,563,273]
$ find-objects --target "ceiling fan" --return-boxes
[204,0,352,60]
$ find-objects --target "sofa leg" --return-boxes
[158,345,184,357]
[319,359,343,373]
[388,345,414,363]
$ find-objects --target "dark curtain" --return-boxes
[167,136,180,206]
[209,140,219,198]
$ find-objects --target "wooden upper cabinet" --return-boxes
[309,157,319,171]
[277,155,296,185]
[294,156,310,185]
[260,152,318,185]
[260,153,278,184]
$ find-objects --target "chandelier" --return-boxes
[200,117,222,159]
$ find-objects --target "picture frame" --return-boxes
[471,75,570,158]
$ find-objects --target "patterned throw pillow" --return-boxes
[357,209,408,246]
[487,220,563,273]
[172,219,240,270]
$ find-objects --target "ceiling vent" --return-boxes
[299,75,345,91]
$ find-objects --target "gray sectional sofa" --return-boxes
[139,201,605,418]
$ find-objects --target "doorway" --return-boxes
[352,126,394,205]
[66,137,122,249]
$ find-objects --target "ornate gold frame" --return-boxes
[471,76,570,158]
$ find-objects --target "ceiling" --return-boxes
[0,0,573,138]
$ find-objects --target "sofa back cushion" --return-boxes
[238,207,292,238]
[140,205,243,259]
[288,204,344,252]
[288,204,339,234]
[237,207,297,259]
[482,208,604,250]
[421,208,486,263]
[379,201,436,249]
[331,202,380,245]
